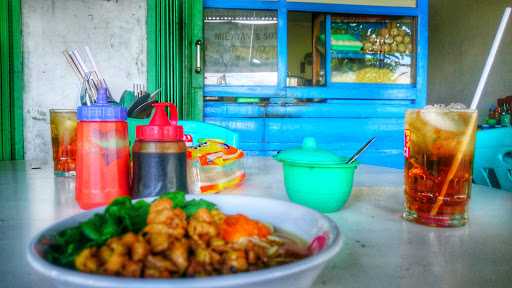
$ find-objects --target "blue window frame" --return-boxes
[203,0,428,106]
[203,0,429,168]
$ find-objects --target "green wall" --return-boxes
[0,0,23,160]
[428,0,512,118]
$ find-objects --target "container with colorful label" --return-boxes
[187,139,245,194]
[75,87,130,209]
[131,103,188,198]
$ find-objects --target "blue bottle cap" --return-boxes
[77,87,127,121]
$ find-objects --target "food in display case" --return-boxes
[330,15,416,84]
[331,34,363,51]
[361,21,413,54]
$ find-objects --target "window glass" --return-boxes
[204,9,278,86]
[287,12,326,87]
[330,15,416,84]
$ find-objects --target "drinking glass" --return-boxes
[403,108,478,227]
[50,109,77,176]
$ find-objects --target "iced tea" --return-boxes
[50,109,77,176]
[403,107,477,227]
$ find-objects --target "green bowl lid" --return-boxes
[274,137,344,165]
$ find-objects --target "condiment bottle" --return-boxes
[76,87,130,209]
[501,103,511,127]
[131,103,188,198]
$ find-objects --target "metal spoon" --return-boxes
[345,137,376,164]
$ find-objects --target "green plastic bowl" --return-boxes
[274,138,358,213]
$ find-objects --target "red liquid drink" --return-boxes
[403,108,477,227]
[75,88,129,209]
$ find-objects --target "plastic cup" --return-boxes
[403,108,478,227]
[49,109,77,176]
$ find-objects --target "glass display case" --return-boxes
[287,12,326,87]
[330,15,416,84]
[204,9,277,86]
[201,0,428,168]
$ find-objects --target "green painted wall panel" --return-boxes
[147,0,203,120]
[0,0,23,160]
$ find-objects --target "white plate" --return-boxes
[27,194,343,288]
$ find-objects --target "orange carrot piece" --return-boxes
[219,214,271,242]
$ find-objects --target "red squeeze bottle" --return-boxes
[131,103,187,199]
[75,87,130,209]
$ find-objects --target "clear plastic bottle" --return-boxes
[131,103,188,198]
[75,87,129,209]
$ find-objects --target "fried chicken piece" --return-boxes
[146,231,170,253]
[100,236,130,275]
[118,232,150,261]
[104,253,127,275]
[107,237,128,255]
[148,199,187,228]
[186,259,209,277]
[145,254,176,272]
[146,199,187,238]
[193,208,213,222]
[210,209,226,224]
[121,232,138,246]
[147,198,174,224]
[166,239,189,274]
[209,237,228,253]
[98,246,113,263]
[144,267,172,278]
[131,235,150,261]
[143,200,188,253]
[75,247,99,273]
[188,208,218,245]
[223,250,248,274]
[195,247,221,266]
[121,259,143,278]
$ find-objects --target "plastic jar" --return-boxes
[131,103,188,198]
[75,87,130,209]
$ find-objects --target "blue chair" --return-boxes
[473,128,512,191]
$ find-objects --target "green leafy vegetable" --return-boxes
[183,199,217,217]
[45,197,150,267]
[44,193,217,268]
[159,191,186,208]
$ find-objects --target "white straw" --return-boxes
[72,49,89,74]
[84,46,105,87]
[470,7,511,109]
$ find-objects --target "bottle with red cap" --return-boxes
[131,102,188,198]
[76,87,130,209]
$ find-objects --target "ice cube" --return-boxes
[420,110,465,132]
[423,103,470,112]
[423,104,449,111]
[447,103,467,111]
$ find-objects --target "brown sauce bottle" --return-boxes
[131,103,187,198]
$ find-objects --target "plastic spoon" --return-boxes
[128,89,161,118]
[345,137,376,164]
